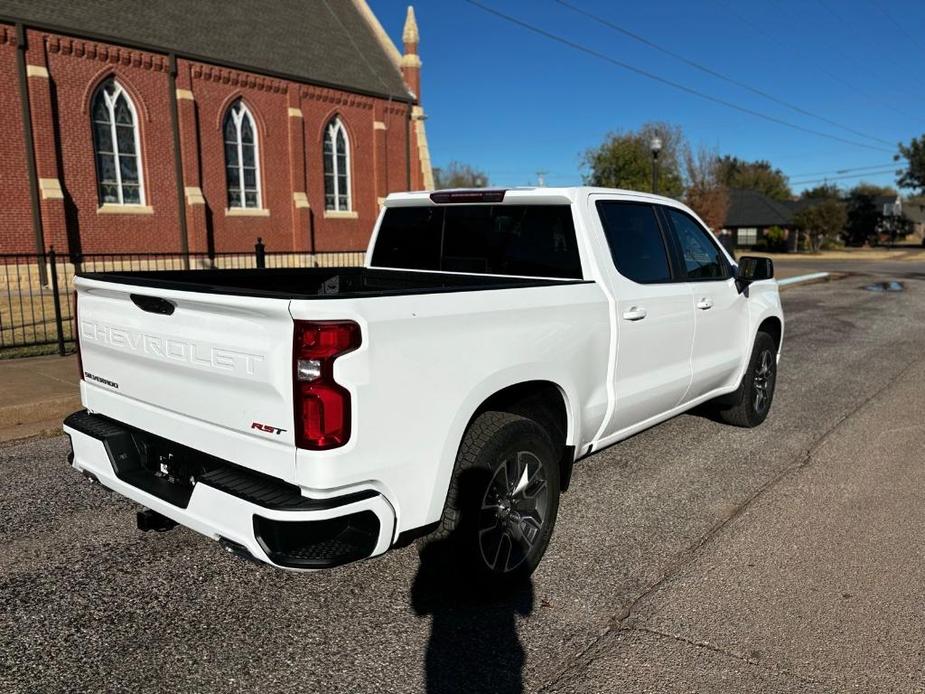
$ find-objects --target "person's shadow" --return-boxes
[411,469,535,694]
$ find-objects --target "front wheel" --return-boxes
[429,411,561,588]
[718,331,778,428]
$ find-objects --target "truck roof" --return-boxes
[383,187,691,208]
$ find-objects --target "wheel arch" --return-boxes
[468,380,575,491]
[401,376,580,548]
[757,315,783,352]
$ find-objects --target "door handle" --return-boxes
[696,297,713,310]
[622,306,647,321]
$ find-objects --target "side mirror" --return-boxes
[735,256,774,294]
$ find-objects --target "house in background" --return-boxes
[720,188,797,250]
[902,196,925,244]
[721,188,925,251]
[875,193,925,244]
[0,1,433,257]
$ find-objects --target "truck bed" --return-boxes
[77,267,584,300]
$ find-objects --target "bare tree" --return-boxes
[683,146,728,231]
[433,162,489,189]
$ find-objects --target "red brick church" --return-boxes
[0,0,433,256]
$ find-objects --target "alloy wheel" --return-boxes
[478,451,550,573]
[753,349,774,414]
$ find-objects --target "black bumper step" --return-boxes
[64,410,376,511]
[253,512,380,569]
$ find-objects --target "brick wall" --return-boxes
[0,23,416,255]
[0,27,37,254]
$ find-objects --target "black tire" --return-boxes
[428,411,561,588]
[718,332,778,428]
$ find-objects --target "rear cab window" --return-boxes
[371,204,583,279]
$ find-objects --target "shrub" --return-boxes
[764,226,787,252]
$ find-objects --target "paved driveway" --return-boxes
[2,268,924,693]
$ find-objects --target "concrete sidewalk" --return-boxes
[0,354,80,442]
[760,247,925,263]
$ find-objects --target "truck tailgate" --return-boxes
[75,277,296,480]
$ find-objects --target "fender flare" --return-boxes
[421,366,580,525]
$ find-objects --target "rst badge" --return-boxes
[251,422,286,436]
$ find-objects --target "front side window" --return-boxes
[323,118,351,211]
[667,208,729,280]
[223,101,261,209]
[596,202,671,283]
[91,79,144,205]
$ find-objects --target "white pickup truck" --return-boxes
[65,187,782,585]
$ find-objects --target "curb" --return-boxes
[0,394,81,430]
[777,272,831,289]
[0,420,68,446]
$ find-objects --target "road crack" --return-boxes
[632,625,826,687]
[539,354,925,692]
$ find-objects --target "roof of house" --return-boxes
[724,188,795,228]
[0,0,411,100]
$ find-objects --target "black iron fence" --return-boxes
[0,240,366,357]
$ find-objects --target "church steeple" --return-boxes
[401,6,421,100]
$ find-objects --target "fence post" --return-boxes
[255,237,266,269]
[48,246,66,356]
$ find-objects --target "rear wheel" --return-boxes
[718,332,778,428]
[429,411,561,588]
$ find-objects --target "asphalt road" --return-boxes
[2,268,924,693]
[773,252,925,281]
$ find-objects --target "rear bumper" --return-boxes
[64,410,396,570]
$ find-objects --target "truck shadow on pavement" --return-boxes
[410,469,534,694]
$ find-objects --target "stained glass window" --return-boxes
[91,80,143,206]
[223,100,261,209]
[323,118,351,211]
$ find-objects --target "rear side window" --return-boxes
[596,201,671,283]
[371,205,582,279]
[666,208,729,280]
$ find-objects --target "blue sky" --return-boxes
[370,0,924,194]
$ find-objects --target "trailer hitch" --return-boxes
[136,508,178,532]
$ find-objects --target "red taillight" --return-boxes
[73,291,83,380]
[293,321,361,450]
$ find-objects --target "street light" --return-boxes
[650,136,662,195]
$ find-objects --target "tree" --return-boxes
[881,211,912,246]
[716,156,791,201]
[844,183,897,247]
[800,183,841,201]
[792,198,847,252]
[683,146,728,230]
[582,122,684,197]
[897,135,925,193]
[433,161,489,189]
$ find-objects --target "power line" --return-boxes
[786,162,900,177]
[866,0,925,54]
[790,168,899,186]
[461,0,894,153]
[554,0,893,147]
[813,0,925,92]
[715,0,919,123]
